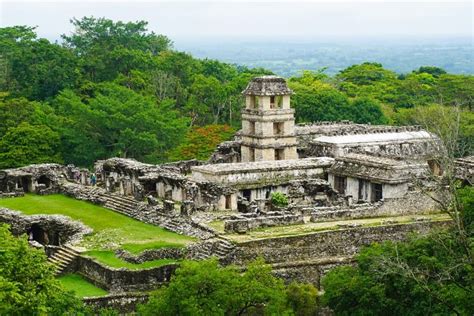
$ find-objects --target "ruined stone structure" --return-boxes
[0,75,469,309]
[0,164,89,195]
[240,76,298,162]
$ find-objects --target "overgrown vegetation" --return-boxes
[1,19,472,169]
[0,224,84,314]
[321,186,474,315]
[271,192,289,207]
[138,258,320,316]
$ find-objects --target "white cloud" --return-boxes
[1,1,472,41]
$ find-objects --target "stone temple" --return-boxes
[0,76,471,310]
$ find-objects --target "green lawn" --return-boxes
[85,250,179,270]
[0,194,195,267]
[58,273,108,298]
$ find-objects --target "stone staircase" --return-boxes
[48,246,80,275]
[161,217,216,239]
[163,218,183,232]
[100,193,142,217]
[192,237,235,261]
[213,237,235,260]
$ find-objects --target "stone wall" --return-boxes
[224,213,304,233]
[455,156,474,184]
[271,256,355,288]
[309,129,439,159]
[374,191,438,216]
[228,220,451,265]
[76,256,178,292]
[115,248,185,264]
[83,293,148,314]
[309,192,437,222]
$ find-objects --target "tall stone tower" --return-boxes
[240,76,298,162]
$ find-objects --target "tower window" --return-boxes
[275,149,284,160]
[273,122,283,135]
[270,96,275,108]
[248,96,255,109]
[249,121,255,134]
[249,148,255,162]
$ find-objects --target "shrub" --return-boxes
[271,192,289,207]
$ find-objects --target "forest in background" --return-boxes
[0,17,472,169]
[178,37,473,77]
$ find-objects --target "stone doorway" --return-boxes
[29,223,49,245]
[37,175,51,188]
[21,176,31,192]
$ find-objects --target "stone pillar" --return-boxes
[282,95,291,109]
[260,96,270,110]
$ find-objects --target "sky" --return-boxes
[0,0,472,43]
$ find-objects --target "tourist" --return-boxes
[74,171,80,183]
[90,173,97,186]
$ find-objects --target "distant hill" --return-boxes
[176,37,473,76]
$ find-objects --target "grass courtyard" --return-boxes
[216,213,451,242]
[0,194,195,268]
[58,273,108,298]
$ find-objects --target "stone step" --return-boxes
[107,200,138,209]
[47,246,80,276]
[105,204,136,214]
[105,202,136,214]
[105,198,138,208]
[51,253,74,262]
[104,194,139,205]
[214,250,229,257]
[56,248,77,257]
[217,243,234,249]
[63,245,82,255]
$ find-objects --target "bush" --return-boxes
[271,192,289,207]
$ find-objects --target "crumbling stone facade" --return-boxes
[0,163,89,195]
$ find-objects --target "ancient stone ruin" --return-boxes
[0,76,468,310]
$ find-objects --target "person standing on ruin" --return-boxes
[90,173,97,186]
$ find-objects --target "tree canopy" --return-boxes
[0,17,472,168]
[0,224,84,314]
[138,258,319,316]
[321,186,474,316]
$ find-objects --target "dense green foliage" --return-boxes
[0,224,84,314]
[271,192,289,207]
[321,187,474,315]
[168,124,235,161]
[0,18,269,168]
[288,65,473,156]
[1,19,472,169]
[138,258,319,316]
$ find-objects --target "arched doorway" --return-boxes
[37,175,51,188]
[29,224,49,245]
